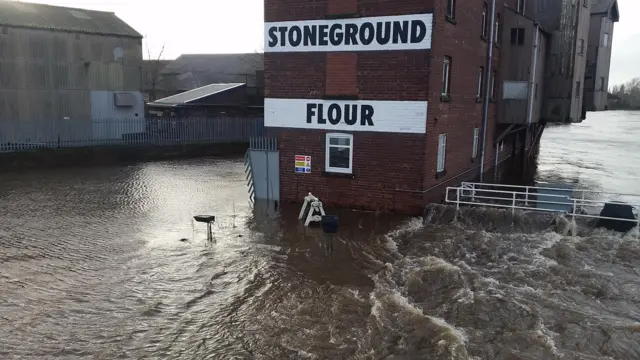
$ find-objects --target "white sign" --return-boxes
[265,98,428,134]
[295,155,311,173]
[265,13,433,53]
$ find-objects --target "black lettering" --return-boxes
[289,26,302,47]
[344,105,357,125]
[328,104,342,125]
[359,22,375,45]
[306,104,317,123]
[319,25,329,46]
[268,27,278,47]
[410,20,427,43]
[361,105,374,126]
[278,27,288,46]
[392,21,409,44]
[317,104,326,124]
[329,24,344,46]
[376,22,391,45]
[303,25,317,46]
[345,24,359,45]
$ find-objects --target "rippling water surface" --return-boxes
[2,111,640,359]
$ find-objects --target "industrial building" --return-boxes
[584,0,620,111]
[0,0,144,145]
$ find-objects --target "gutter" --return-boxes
[527,22,541,124]
[480,0,497,182]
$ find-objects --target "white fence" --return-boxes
[0,117,265,152]
[446,182,640,227]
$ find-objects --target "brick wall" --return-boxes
[265,0,507,212]
[422,0,504,202]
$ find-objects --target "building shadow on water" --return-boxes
[244,200,414,287]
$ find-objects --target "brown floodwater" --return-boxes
[1,111,640,359]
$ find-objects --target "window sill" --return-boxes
[440,95,452,103]
[322,171,355,179]
[476,97,483,103]
[435,170,447,180]
[495,42,501,49]
[481,35,488,43]
[471,157,478,163]
[445,15,457,25]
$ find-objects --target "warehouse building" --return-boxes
[0,0,143,145]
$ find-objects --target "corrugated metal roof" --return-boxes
[159,53,264,91]
[151,83,246,106]
[0,0,142,37]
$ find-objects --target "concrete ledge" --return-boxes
[0,142,249,171]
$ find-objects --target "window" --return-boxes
[472,128,480,159]
[490,71,498,101]
[499,141,505,152]
[477,67,484,98]
[603,32,609,47]
[600,77,606,91]
[579,39,585,55]
[510,28,525,45]
[325,133,353,174]
[583,0,589,7]
[437,134,447,173]
[446,0,456,20]
[575,81,581,98]
[482,3,488,38]
[442,56,452,97]
[517,0,526,15]
[495,14,501,44]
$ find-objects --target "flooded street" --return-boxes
[2,111,640,359]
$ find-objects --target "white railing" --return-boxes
[446,182,640,228]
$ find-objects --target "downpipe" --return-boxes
[480,0,497,182]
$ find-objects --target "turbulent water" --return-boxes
[2,111,640,359]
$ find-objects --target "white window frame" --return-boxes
[472,128,480,159]
[442,56,451,96]
[477,66,484,98]
[446,0,456,19]
[325,133,353,174]
[437,134,447,173]
[517,0,526,15]
[495,14,501,43]
[481,4,487,38]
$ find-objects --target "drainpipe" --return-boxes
[527,23,541,124]
[480,0,496,182]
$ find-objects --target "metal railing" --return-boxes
[0,116,265,152]
[446,182,640,228]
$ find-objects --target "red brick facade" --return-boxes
[265,0,511,213]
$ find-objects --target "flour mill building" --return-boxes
[262,0,542,213]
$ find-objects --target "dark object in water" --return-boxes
[321,215,339,234]
[179,238,189,242]
[193,215,216,223]
[596,202,637,233]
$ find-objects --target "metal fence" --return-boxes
[0,116,265,152]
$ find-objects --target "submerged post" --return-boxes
[193,215,216,242]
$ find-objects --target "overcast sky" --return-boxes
[16,0,640,86]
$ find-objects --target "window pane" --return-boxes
[329,146,350,169]
[329,137,350,146]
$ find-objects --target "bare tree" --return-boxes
[145,42,167,102]
[610,77,640,110]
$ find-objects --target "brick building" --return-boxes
[263,0,529,213]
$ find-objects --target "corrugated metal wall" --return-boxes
[0,26,142,141]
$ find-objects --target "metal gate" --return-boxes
[245,137,279,204]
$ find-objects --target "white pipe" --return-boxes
[480,0,497,182]
[527,23,541,124]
